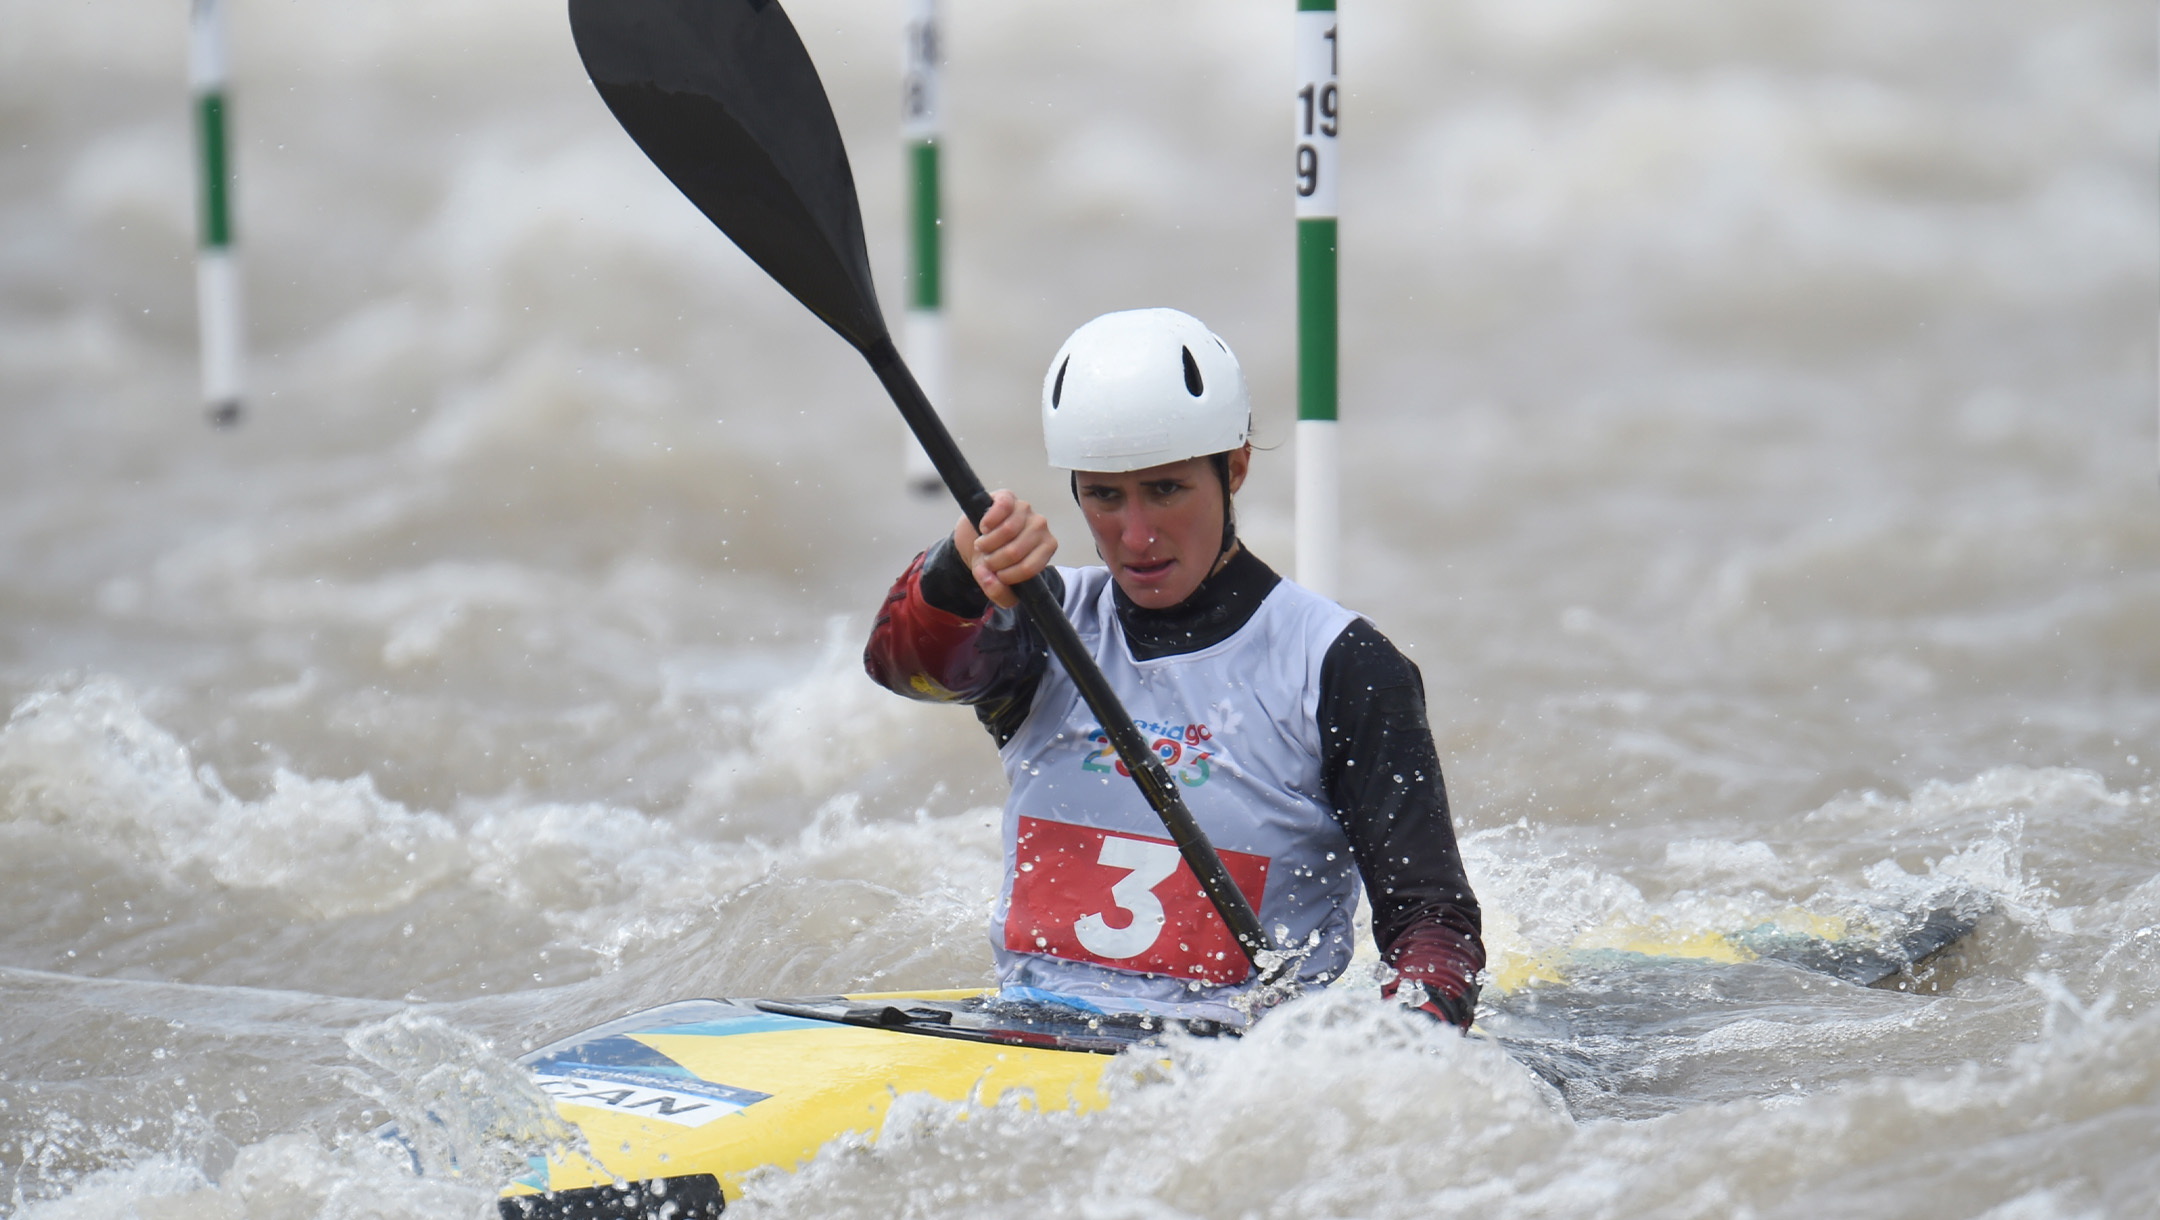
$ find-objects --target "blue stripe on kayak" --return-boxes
[636,1013,831,1038]
[997,986,1107,1014]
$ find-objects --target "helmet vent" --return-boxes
[1181,347,1204,397]
[1051,356,1070,408]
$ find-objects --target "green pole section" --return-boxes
[909,139,941,311]
[1294,0,1339,595]
[197,93,233,249]
[1297,217,1336,422]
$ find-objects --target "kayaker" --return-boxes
[864,308,1483,1030]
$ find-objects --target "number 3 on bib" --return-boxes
[1005,817,1270,984]
[1073,836,1181,958]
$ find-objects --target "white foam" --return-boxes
[0,671,1001,989]
[688,617,961,807]
[343,1010,585,1182]
[1,680,462,919]
[12,1133,489,1220]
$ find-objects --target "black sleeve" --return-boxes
[1318,620,1484,965]
[919,535,1062,747]
[917,535,991,617]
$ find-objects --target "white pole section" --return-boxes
[901,0,944,495]
[1294,0,1339,597]
[190,0,244,427]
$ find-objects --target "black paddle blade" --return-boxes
[569,0,886,350]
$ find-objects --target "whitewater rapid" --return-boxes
[2,0,2155,1216]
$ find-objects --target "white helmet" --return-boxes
[1040,308,1251,472]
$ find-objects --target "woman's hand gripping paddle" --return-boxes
[567,0,1287,986]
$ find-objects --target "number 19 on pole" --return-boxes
[1294,35,1338,202]
[1294,0,1339,599]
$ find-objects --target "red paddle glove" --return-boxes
[1381,919,1482,1033]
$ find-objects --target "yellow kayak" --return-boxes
[492,900,1978,1218]
[494,989,1179,1219]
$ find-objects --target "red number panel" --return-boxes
[1004,816,1270,985]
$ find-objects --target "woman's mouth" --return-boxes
[1122,557,1176,582]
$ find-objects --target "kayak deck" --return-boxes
[752,993,1235,1053]
[497,900,1984,1218]
[496,990,1208,1218]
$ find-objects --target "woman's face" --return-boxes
[1074,447,1250,610]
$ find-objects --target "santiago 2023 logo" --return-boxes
[1081,718,1216,787]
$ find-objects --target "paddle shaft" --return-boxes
[863,338,1278,974]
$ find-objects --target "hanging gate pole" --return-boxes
[1293,0,1339,596]
[190,0,245,428]
[900,0,945,495]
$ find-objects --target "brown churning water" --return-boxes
[0,0,2154,1216]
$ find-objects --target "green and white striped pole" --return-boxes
[190,0,244,427]
[900,0,944,495]
[1293,0,1339,597]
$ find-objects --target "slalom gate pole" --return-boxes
[1293,0,1339,597]
[190,0,245,428]
[900,0,944,496]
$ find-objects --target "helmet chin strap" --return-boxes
[1208,450,1238,576]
